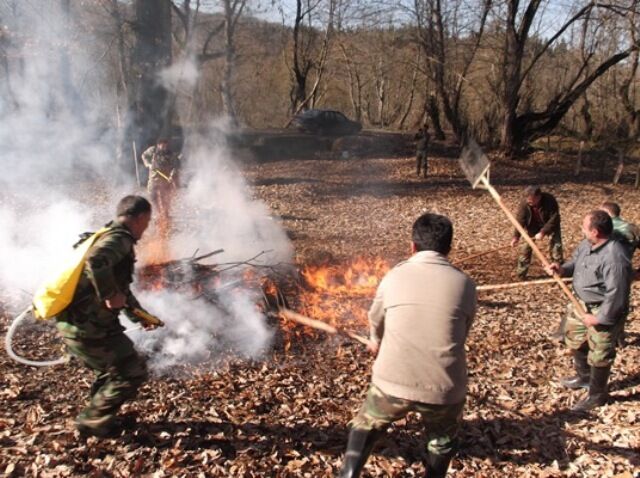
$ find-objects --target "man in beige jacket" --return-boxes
[339,213,477,478]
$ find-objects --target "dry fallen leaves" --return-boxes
[1,149,639,476]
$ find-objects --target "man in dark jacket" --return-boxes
[55,195,155,437]
[510,186,563,280]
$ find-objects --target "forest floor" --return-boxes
[1,144,639,477]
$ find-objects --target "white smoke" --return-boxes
[0,4,293,373]
[0,3,125,306]
[159,57,200,91]
[128,284,273,375]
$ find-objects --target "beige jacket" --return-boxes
[369,251,476,405]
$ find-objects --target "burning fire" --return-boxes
[296,257,389,329]
[135,226,390,347]
[139,207,174,265]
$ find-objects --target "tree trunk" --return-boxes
[131,0,173,151]
[579,94,594,139]
[59,0,85,120]
[220,0,239,125]
[426,93,445,140]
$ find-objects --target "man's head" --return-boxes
[411,213,453,255]
[524,185,542,207]
[116,195,152,240]
[600,201,621,218]
[157,139,170,152]
[582,210,613,244]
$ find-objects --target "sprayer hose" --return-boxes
[5,306,68,367]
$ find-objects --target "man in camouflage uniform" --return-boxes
[414,123,430,178]
[599,201,639,259]
[141,139,180,220]
[340,213,476,478]
[600,201,638,346]
[511,185,563,280]
[547,210,632,411]
[55,196,154,437]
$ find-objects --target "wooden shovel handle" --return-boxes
[480,176,587,318]
[279,308,372,347]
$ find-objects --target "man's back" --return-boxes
[370,251,476,405]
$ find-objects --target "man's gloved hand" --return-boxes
[124,307,165,330]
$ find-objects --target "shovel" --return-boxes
[458,139,587,319]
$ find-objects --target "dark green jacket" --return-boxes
[513,192,561,238]
[56,221,142,339]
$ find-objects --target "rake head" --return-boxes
[459,138,490,188]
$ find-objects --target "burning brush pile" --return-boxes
[134,244,390,358]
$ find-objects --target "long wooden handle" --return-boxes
[477,277,572,291]
[480,176,587,318]
[279,308,372,347]
[454,244,511,264]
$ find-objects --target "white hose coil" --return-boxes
[5,306,68,367]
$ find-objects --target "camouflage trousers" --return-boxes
[564,302,626,367]
[517,231,563,278]
[63,334,148,432]
[416,151,428,177]
[148,179,174,220]
[350,384,464,456]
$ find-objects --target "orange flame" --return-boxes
[139,214,173,266]
[296,257,389,330]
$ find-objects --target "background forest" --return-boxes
[1,0,639,158]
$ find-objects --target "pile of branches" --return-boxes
[136,249,295,319]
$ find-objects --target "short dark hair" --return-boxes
[587,210,613,236]
[412,213,453,254]
[524,185,541,197]
[600,201,621,217]
[116,195,151,218]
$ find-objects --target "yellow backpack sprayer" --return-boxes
[5,228,163,367]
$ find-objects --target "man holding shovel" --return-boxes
[546,210,632,411]
[141,138,180,220]
[510,186,563,280]
[339,213,477,478]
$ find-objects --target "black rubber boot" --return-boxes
[560,348,590,390]
[339,428,381,478]
[572,366,611,412]
[616,330,626,348]
[425,450,455,478]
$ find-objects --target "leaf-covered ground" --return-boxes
[1,146,639,477]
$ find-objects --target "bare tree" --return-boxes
[411,0,491,142]
[618,10,640,139]
[498,1,640,156]
[286,0,336,114]
[171,0,248,124]
[131,0,173,148]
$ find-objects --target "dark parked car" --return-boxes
[291,109,362,136]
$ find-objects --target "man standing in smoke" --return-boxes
[55,195,155,437]
[141,138,181,222]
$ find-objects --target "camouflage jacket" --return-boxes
[141,146,180,183]
[56,221,142,339]
[612,216,639,259]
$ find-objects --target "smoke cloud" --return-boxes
[0,4,292,374]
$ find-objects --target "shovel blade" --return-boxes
[459,138,490,188]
